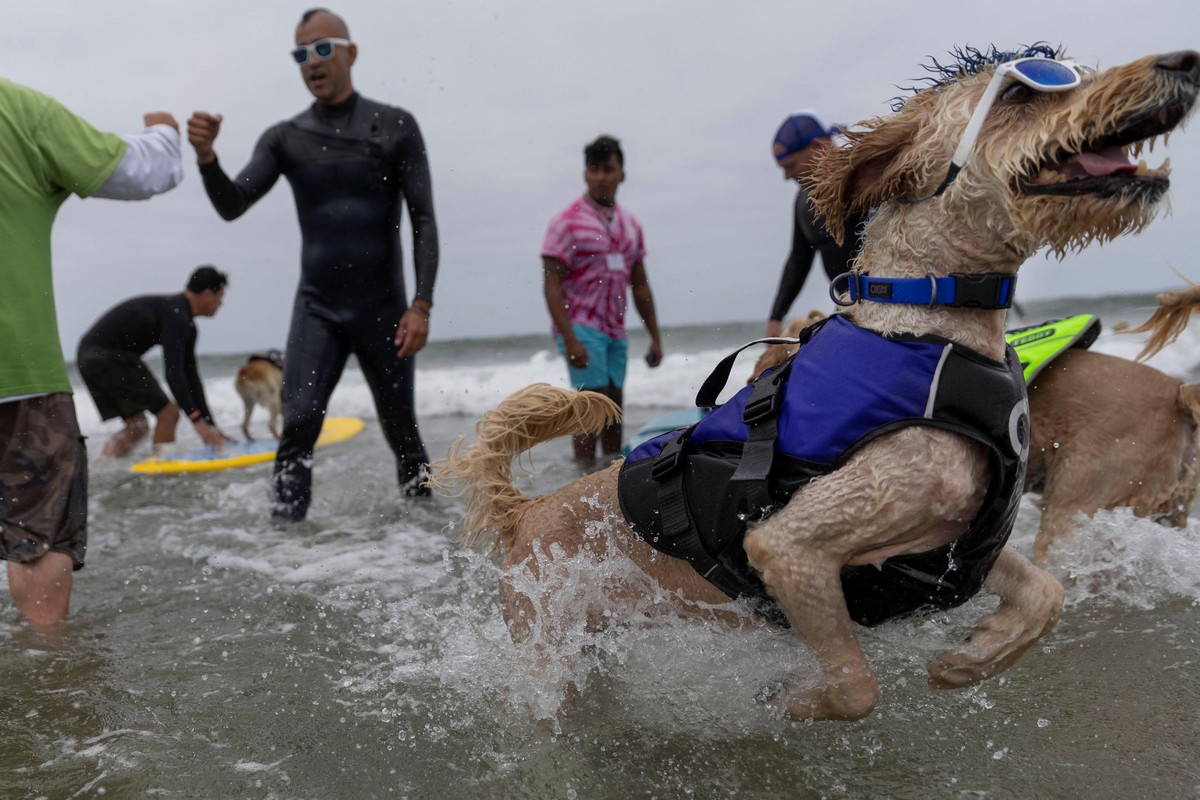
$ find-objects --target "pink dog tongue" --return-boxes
[1065,148,1137,177]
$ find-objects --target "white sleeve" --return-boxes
[92,123,184,200]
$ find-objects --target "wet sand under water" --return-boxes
[5,301,1200,799]
[2,407,1198,800]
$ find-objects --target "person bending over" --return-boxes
[77,267,231,457]
[766,110,865,337]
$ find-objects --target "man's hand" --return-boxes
[186,112,223,165]
[195,420,232,450]
[143,112,179,131]
[645,340,663,368]
[563,338,588,369]
[394,304,431,358]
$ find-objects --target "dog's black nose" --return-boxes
[1156,50,1200,86]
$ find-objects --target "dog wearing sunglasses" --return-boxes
[432,45,1199,722]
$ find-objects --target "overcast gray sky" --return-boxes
[9,0,1200,354]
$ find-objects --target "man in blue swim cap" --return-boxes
[766,110,864,337]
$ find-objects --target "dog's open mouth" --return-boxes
[1022,106,1188,196]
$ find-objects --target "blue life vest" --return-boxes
[617,315,1029,626]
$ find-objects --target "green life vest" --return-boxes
[1005,314,1101,382]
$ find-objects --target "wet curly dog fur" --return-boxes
[433,46,1199,721]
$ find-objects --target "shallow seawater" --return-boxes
[4,305,1200,798]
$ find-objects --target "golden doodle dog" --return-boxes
[234,349,284,440]
[434,46,1199,721]
[756,309,1200,568]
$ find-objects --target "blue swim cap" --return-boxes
[773,110,838,162]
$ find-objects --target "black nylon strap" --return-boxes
[652,432,693,537]
[695,337,800,408]
[729,360,792,512]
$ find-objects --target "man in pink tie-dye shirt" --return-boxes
[541,135,663,462]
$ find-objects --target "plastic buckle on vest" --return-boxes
[651,435,687,481]
[742,392,781,425]
[651,450,681,480]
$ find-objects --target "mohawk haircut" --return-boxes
[889,42,1065,111]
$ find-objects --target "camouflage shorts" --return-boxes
[0,393,88,569]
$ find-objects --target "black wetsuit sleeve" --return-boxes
[160,298,212,424]
[198,127,283,221]
[769,192,817,322]
[394,113,439,305]
[814,214,865,282]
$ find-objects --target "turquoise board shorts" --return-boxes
[556,324,628,390]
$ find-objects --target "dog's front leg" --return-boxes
[744,430,990,720]
[743,476,887,722]
[927,547,1064,689]
[746,530,880,721]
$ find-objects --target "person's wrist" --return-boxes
[411,299,431,317]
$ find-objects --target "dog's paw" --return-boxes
[926,650,999,689]
[755,678,879,721]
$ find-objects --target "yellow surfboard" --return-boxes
[130,417,365,475]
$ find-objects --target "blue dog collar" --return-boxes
[831,272,1017,310]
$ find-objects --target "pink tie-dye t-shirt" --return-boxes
[541,194,647,339]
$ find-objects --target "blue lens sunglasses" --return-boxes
[916,57,1091,200]
[291,37,352,65]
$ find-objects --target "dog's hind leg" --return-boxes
[240,396,255,441]
[927,548,1063,689]
[1031,466,1108,565]
[497,464,744,706]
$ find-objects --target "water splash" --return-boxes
[1047,509,1200,610]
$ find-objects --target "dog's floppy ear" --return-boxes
[807,110,933,242]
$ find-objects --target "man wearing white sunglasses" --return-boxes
[186,7,441,523]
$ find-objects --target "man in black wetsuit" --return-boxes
[766,110,865,337]
[186,8,439,522]
[77,266,231,458]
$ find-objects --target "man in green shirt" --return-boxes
[0,77,182,626]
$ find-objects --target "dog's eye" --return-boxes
[1000,82,1037,103]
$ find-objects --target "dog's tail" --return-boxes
[1177,382,1200,429]
[428,383,621,553]
[1126,282,1200,362]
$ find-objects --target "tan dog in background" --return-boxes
[235,350,284,440]
[434,48,1198,721]
[754,308,1200,567]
